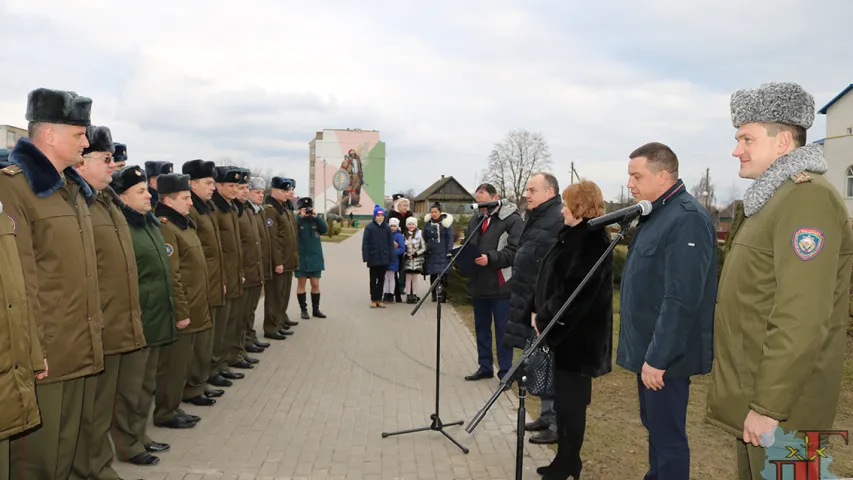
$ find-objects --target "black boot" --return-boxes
[297,293,309,319]
[312,293,326,318]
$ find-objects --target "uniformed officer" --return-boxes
[0,149,45,480]
[112,165,177,464]
[144,160,174,208]
[112,143,127,169]
[247,175,273,350]
[294,196,328,319]
[183,159,240,389]
[226,169,264,367]
[263,177,299,339]
[153,173,213,426]
[73,127,147,479]
[0,88,104,479]
[706,82,853,479]
[211,166,249,373]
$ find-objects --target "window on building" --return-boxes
[5,131,14,147]
[847,127,852,135]
[847,166,853,197]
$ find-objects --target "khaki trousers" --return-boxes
[243,285,263,346]
[210,301,234,374]
[153,335,192,424]
[184,329,214,399]
[110,347,154,462]
[263,273,288,334]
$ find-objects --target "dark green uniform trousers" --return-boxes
[225,290,249,365]
[110,347,155,462]
[243,285,263,346]
[88,353,124,480]
[280,271,294,327]
[184,328,214,399]
[153,335,192,424]
[70,375,98,480]
[1,438,8,480]
[263,272,289,335]
[736,439,766,480]
[10,376,86,479]
[209,301,234,375]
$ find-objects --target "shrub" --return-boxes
[612,245,628,286]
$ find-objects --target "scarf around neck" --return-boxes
[743,143,827,217]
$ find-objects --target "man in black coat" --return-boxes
[502,172,564,444]
[463,184,523,382]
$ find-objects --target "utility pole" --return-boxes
[704,167,711,211]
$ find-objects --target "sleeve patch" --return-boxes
[266,217,274,227]
[792,227,824,261]
[1,165,21,176]
[165,243,174,257]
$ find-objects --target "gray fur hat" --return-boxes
[730,82,815,129]
[25,88,92,126]
[249,176,266,191]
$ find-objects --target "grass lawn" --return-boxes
[320,234,351,243]
[446,271,853,479]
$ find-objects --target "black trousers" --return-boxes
[552,367,592,477]
[369,266,385,301]
[637,375,691,479]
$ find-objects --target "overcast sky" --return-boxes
[1,0,850,204]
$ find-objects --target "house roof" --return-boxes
[813,138,825,144]
[818,83,853,115]
[412,175,474,202]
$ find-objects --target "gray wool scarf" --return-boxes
[743,143,827,217]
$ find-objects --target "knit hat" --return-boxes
[389,217,400,227]
[405,216,418,227]
[373,204,385,217]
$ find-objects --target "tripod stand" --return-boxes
[381,204,502,454]
[465,219,632,479]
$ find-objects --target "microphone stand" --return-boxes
[381,203,503,454]
[465,217,634,480]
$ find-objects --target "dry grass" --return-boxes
[446,272,853,479]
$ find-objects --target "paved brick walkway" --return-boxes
[115,229,552,479]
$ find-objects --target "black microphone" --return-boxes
[587,200,653,229]
[468,198,508,209]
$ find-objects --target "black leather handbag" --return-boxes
[524,333,555,397]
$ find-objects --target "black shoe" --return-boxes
[244,356,259,365]
[207,374,233,387]
[176,409,200,423]
[183,395,216,406]
[529,430,559,444]
[300,309,309,320]
[264,331,287,340]
[279,323,291,331]
[245,344,264,353]
[229,359,254,370]
[278,329,294,336]
[254,340,270,348]
[283,318,299,326]
[312,310,327,318]
[154,415,197,429]
[204,388,224,398]
[497,370,509,381]
[221,370,245,380]
[524,418,550,432]
[145,442,170,453]
[464,370,493,381]
[128,452,159,465]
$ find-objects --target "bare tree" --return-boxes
[482,129,553,203]
[722,180,742,205]
[401,188,417,199]
[690,167,716,212]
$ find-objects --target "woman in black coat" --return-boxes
[532,180,613,480]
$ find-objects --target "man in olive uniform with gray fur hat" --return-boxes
[0,88,104,479]
[73,126,147,479]
[706,82,853,479]
[247,174,273,349]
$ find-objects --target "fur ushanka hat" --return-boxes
[730,82,815,129]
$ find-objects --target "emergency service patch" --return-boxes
[266,217,273,227]
[165,243,174,257]
[792,227,824,261]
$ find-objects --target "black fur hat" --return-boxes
[144,161,173,178]
[271,176,294,190]
[238,168,250,185]
[182,159,216,180]
[215,166,242,184]
[111,165,146,195]
[25,88,92,126]
[82,126,114,156]
[296,197,313,209]
[158,173,191,195]
[392,193,404,202]
[113,143,127,161]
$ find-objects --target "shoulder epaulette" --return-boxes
[790,171,812,184]
[265,204,273,208]
[2,165,22,176]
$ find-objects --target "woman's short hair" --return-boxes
[561,180,605,219]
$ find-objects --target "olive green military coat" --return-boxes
[189,193,226,308]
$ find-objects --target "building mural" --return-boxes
[309,129,386,216]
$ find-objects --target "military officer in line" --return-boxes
[246,175,273,350]
[263,177,299,339]
[112,165,177,465]
[280,179,301,323]
[153,173,213,426]
[228,169,266,367]
[143,160,173,208]
[706,82,853,478]
[211,166,250,373]
[0,149,46,480]
[183,160,240,389]
[112,143,128,169]
[74,127,148,479]
[0,88,104,479]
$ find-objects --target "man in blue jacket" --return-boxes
[617,142,716,479]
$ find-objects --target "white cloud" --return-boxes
[0,0,848,205]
